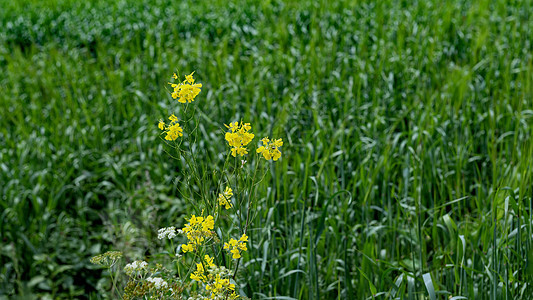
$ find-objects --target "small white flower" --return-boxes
[124,260,148,276]
[158,226,177,240]
[147,277,168,290]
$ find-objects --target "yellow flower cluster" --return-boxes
[190,255,238,299]
[224,234,248,259]
[190,263,206,282]
[190,255,214,282]
[169,72,202,103]
[224,122,255,157]
[218,186,233,209]
[256,137,283,161]
[158,114,183,141]
[206,274,238,299]
[181,212,215,253]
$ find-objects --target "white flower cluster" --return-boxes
[158,226,177,240]
[208,265,233,277]
[124,260,148,276]
[147,277,168,290]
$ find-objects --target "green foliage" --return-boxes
[1,0,532,299]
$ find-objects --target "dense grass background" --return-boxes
[1,0,532,298]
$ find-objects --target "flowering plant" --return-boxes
[91,71,283,299]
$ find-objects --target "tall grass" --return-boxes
[0,0,532,298]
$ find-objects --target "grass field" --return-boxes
[1,0,532,299]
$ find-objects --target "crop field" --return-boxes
[1,0,532,299]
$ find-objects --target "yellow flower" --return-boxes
[224,186,233,197]
[239,233,248,242]
[218,186,233,209]
[224,121,255,157]
[158,114,183,141]
[196,263,204,273]
[185,71,195,84]
[190,263,207,283]
[206,274,236,297]
[204,254,215,267]
[224,234,248,259]
[230,249,241,259]
[180,212,215,253]
[168,72,202,103]
[182,243,194,253]
[189,214,201,225]
[165,122,183,141]
[273,138,283,147]
[227,122,239,132]
[257,137,283,161]
[202,215,214,232]
[231,146,249,157]
[169,114,178,122]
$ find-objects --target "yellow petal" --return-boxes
[274,138,283,147]
[272,150,281,161]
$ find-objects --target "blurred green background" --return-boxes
[1,0,532,299]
